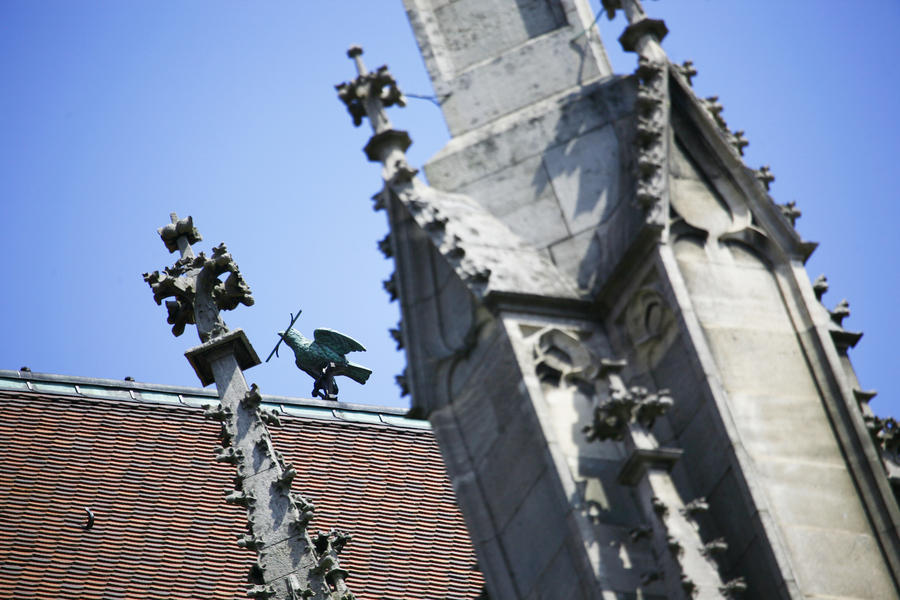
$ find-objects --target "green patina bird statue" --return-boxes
[279,327,372,400]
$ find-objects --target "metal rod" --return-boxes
[265,309,303,363]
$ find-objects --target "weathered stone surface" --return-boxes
[405,0,612,137]
[383,1,900,597]
[783,526,896,599]
[543,124,621,236]
[498,470,570,597]
[456,156,571,249]
[431,0,566,74]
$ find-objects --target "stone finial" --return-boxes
[158,213,202,255]
[335,46,405,130]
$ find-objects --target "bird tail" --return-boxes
[343,362,372,385]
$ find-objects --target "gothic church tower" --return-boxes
[341,1,900,597]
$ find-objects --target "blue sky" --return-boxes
[1,1,897,415]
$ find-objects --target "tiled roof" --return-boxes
[0,371,483,599]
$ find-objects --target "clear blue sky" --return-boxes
[1,2,897,415]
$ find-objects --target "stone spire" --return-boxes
[352,2,900,597]
[335,46,410,167]
[335,47,578,303]
[336,47,580,406]
[143,215,355,600]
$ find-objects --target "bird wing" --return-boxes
[313,328,366,355]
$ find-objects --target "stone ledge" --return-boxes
[185,328,260,386]
[617,447,683,486]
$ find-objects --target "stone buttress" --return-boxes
[340,1,900,597]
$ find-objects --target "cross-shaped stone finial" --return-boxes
[158,212,201,257]
[143,215,253,342]
[335,46,406,133]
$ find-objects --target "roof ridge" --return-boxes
[0,369,429,430]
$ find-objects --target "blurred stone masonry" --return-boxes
[144,213,356,600]
[334,0,900,597]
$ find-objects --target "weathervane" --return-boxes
[267,310,372,401]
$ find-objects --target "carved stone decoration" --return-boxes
[395,368,409,397]
[731,130,749,155]
[681,497,709,516]
[755,165,775,191]
[586,356,734,597]
[532,328,598,390]
[675,59,696,86]
[371,189,386,212]
[144,242,254,342]
[389,157,418,184]
[702,538,728,557]
[703,96,727,130]
[720,577,748,597]
[583,381,673,442]
[335,47,405,128]
[634,56,670,226]
[622,286,678,368]
[158,215,202,254]
[389,323,403,350]
[867,416,900,498]
[779,201,801,227]
[382,273,398,301]
[376,233,392,258]
[813,274,828,301]
[312,529,355,600]
[870,417,900,456]
[830,299,851,327]
[827,298,863,353]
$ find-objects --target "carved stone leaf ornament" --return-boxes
[143,242,254,341]
[532,328,599,389]
[584,385,673,442]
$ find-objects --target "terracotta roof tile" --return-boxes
[0,384,483,599]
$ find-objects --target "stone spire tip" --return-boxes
[347,45,367,76]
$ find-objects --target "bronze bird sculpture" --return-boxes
[279,327,372,400]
